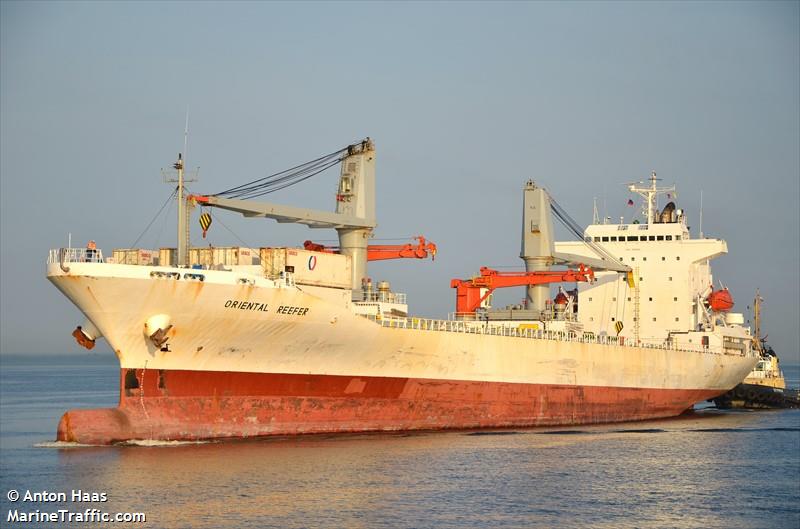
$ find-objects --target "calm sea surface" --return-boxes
[1,354,798,529]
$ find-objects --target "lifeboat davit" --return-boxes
[707,288,734,312]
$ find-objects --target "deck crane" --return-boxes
[303,236,437,262]
[450,265,595,315]
[190,139,380,290]
[520,180,630,312]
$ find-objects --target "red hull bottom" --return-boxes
[57,368,725,445]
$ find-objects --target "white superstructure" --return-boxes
[556,172,749,353]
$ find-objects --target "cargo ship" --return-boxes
[47,139,757,444]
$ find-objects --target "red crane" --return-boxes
[303,236,437,262]
[450,265,595,314]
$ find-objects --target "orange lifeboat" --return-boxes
[707,288,734,312]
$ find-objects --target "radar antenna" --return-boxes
[627,171,675,224]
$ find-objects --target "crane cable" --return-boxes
[130,188,178,248]
[549,193,631,334]
[211,145,352,200]
[549,196,624,267]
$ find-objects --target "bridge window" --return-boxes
[649,236,655,241]
[610,236,618,241]
[649,297,653,301]
[627,236,637,241]
[666,235,673,241]
[657,236,664,241]
[675,317,680,322]
[594,237,601,242]
[676,256,680,261]
[602,237,609,242]
[674,297,678,301]
[643,257,647,261]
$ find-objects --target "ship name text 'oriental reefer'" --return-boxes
[47,138,756,444]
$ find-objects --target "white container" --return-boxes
[112,248,157,266]
[188,246,258,267]
[725,313,745,326]
[159,248,177,267]
[259,247,352,289]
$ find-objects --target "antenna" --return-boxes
[162,113,199,266]
[699,189,704,238]
[592,197,599,225]
[626,170,675,225]
[183,108,189,168]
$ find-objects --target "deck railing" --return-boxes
[358,291,407,304]
[359,314,739,357]
[47,247,105,264]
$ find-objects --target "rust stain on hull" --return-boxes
[57,368,725,445]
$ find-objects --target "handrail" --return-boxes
[358,313,745,357]
[48,247,105,264]
[357,291,408,304]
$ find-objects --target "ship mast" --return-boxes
[174,154,187,265]
[753,290,763,353]
[627,171,675,225]
[163,117,197,266]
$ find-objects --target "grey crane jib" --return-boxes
[198,139,376,291]
[521,180,631,312]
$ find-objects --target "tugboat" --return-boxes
[713,291,792,409]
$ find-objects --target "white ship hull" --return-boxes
[48,262,757,444]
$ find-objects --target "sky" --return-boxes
[1,1,798,363]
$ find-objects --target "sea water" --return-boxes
[1,354,798,529]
